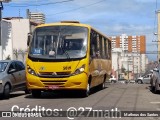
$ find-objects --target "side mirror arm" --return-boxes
[27,33,32,46]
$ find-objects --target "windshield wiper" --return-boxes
[57,30,70,59]
[61,47,70,59]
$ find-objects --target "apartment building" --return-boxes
[27,9,45,24]
[111,34,148,80]
[111,34,146,54]
[112,48,148,80]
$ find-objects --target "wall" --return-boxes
[2,19,30,62]
[2,20,12,60]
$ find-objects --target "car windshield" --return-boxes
[0,62,8,72]
[29,26,88,60]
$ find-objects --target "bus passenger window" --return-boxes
[90,33,96,58]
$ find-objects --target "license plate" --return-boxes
[48,85,59,90]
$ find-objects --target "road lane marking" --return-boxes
[150,102,160,104]
[157,108,160,111]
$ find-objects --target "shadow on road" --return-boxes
[25,86,109,99]
[0,92,25,100]
[148,86,160,94]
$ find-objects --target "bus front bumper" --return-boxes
[26,73,88,91]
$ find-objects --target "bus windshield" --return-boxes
[29,26,88,60]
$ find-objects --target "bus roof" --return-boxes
[35,21,111,41]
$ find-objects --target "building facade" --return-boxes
[27,9,45,24]
[1,18,30,62]
[112,48,148,80]
[111,34,146,54]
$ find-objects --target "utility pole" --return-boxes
[158,10,160,60]
[0,0,11,60]
[127,58,129,80]
[0,2,3,60]
[117,52,119,80]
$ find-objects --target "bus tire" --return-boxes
[25,88,31,94]
[100,75,106,89]
[99,81,105,90]
[32,90,41,98]
[81,83,90,97]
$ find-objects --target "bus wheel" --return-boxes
[81,83,90,97]
[99,75,106,90]
[100,81,105,90]
[25,88,31,94]
[32,90,41,98]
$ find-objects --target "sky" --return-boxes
[2,0,160,61]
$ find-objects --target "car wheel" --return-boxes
[154,81,158,94]
[151,86,155,91]
[32,90,41,98]
[137,80,142,84]
[3,84,10,99]
[111,80,114,83]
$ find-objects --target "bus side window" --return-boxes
[90,32,96,58]
[108,41,111,59]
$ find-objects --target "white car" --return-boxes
[136,74,151,84]
[109,76,117,83]
[0,60,29,99]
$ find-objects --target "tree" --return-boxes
[5,55,11,60]
[121,66,127,76]
[13,49,18,60]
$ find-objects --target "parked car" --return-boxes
[109,75,117,83]
[118,78,127,84]
[136,74,151,84]
[150,68,160,93]
[0,60,29,99]
[129,79,135,84]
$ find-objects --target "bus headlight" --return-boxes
[73,64,85,75]
[27,65,37,76]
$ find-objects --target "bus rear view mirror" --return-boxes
[27,33,32,46]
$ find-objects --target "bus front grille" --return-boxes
[38,72,71,78]
[41,80,67,86]
[39,72,71,75]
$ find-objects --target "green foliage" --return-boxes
[121,67,126,73]
[5,55,11,60]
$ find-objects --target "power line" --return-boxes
[5,0,74,7]
[46,0,106,16]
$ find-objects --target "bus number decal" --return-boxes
[63,66,71,70]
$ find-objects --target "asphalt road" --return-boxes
[0,83,160,120]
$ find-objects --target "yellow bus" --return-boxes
[26,21,111,97]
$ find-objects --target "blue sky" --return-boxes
[2,0,160,61]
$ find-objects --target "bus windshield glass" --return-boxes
[29,26,88,60]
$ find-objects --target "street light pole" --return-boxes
[0,2,3,60]
[128,59,129,80]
